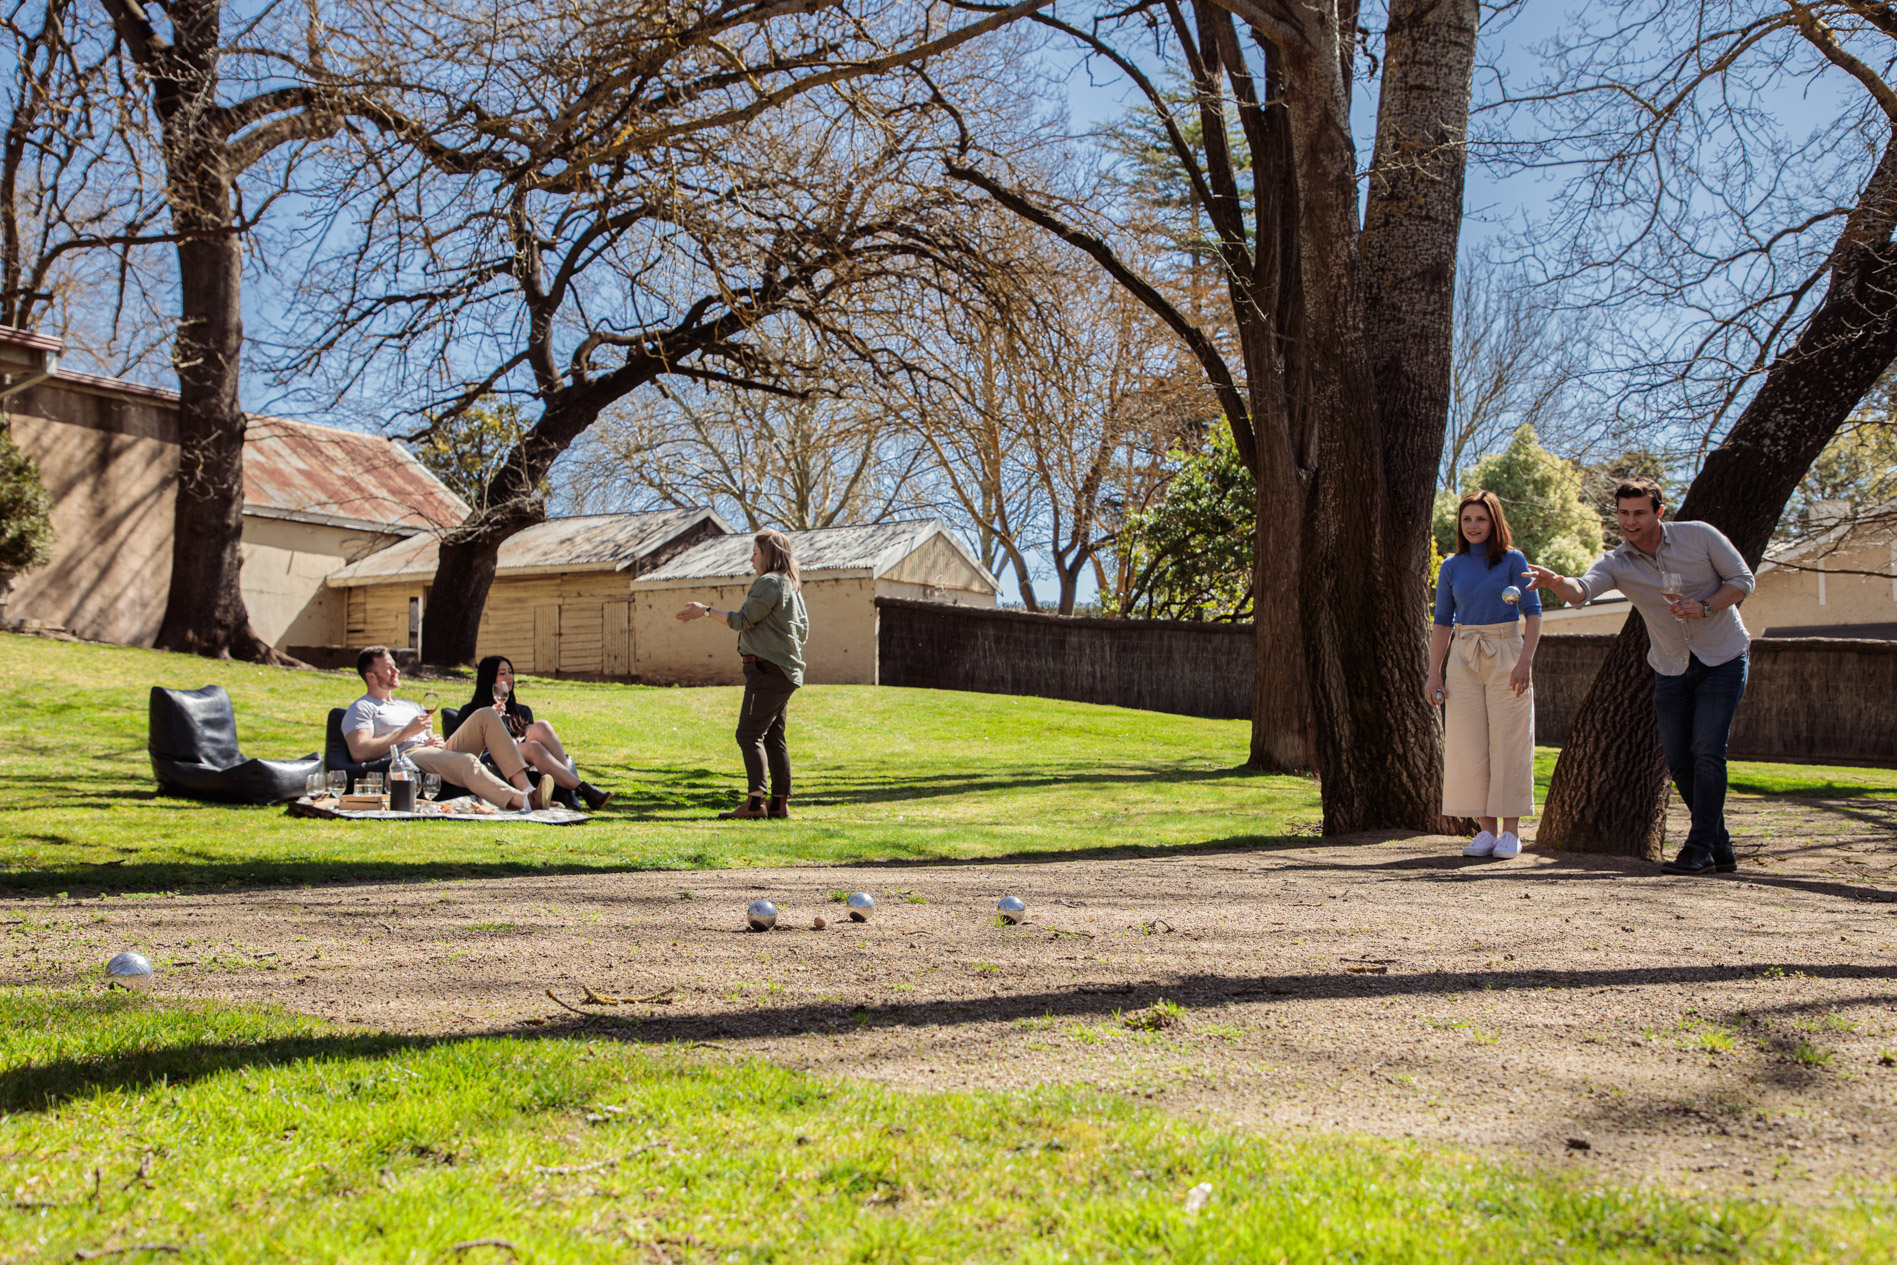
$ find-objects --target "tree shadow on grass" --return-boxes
[12,959,1892,1114]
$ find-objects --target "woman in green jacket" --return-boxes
[676,529,811,819]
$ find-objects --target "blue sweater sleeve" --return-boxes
[1509,551,1543,616]
[1433,556,1457,627]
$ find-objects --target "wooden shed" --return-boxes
[325,508,729,674]
[629,519,1000,685]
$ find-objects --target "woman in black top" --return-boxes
[460,656,612,810]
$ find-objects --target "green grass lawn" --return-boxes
[4,990,1892,1264]
[4,634,1893,894]
[0,635,1314,893]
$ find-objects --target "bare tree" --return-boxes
[1491,0,1897,855]
[1,0,171,371]
[945,0,1483,828]
[1444,250,1595,491]
[890,228,1197,614]
[276,0,1040,665]
[564,327,927,530]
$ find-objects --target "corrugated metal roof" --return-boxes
[635,519,997,588]
[327,508,730,585]
[244,417,469,533]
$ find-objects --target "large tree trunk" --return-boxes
[1539,137,1897,854]
[115,0,289,664]
[1264,0,1477,830]
[153,180,274,660]
[423,405,597,666]
[1537,614,1670,857]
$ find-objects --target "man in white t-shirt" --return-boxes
[343,646,553,811]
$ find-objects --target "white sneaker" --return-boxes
[1492,831,1522,859]
[1462,831,1496,857]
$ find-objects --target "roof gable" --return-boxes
[328,508,731,585]
[243,417,470,533]
[634,519,999,589]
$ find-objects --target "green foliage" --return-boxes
[3,990,1887,1263]
[1110,425,1255,621]
[414,400,542,509]
[1436,425,1602,607]
[0,427,54,589]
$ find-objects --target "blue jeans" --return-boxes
[1652,652,1748,860]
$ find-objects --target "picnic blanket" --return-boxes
[286,795,591,826]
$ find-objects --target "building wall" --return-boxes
[5,381,177,644]
[1747,536,1897,634]
[628,576,879,685]
[338,571,639,675]
[241,516,401,648]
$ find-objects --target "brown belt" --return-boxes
[742,654,770,666]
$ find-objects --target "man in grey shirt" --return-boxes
[1523,478,1755,876]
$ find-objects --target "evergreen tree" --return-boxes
[1109,425,1255,621]
[0,429,54,593]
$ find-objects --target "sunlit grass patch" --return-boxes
[3,991,1893,1262]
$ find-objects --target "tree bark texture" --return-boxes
[425,410,597,666]
[105,0,297,663]
[1539,136,1897,854]
[1222,0,1477,830]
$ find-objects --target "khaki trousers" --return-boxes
[1442,621,1535,819]
[406,707,529,809]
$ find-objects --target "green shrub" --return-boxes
[0,427,53,589]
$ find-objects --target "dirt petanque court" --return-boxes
[6,790,1895,1200]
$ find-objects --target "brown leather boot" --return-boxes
[767,795,790,819]
[717,795,767,820]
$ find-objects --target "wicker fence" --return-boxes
[875,598,1253,719]
[876,598,1897,766]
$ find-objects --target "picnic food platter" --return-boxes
[287,794,591,825]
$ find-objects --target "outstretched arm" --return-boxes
[1521,562,1587,605]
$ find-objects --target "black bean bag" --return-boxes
[149,685,323,805]
[326,705,471,798]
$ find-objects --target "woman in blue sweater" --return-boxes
[1426,490,1542,859]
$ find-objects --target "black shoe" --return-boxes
[1713,853,1739,874]
[577,781,613,811]
[767,795,789,819]
[1661,851,1722,876]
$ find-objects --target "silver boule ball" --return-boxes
[1501,585,1522,606]
[746,899,778,932]
[997,896,1027,924]
[106,951,153,990]
[846,892,875,922]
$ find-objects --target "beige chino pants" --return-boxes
[405,707,531,809]
[1441,621,1535,819]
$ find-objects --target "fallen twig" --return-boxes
[73,1245,180,1260]
[121,1153,152,1191]
[532,1142,663,1175]
[444,1240,517,1257]
[581,983,618,1006]
[544,988,658,1026]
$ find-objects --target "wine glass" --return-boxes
[421,689,440,715]
[491,678,509,706]
[422,772,441,803]
[305,772,325,800]
[327,770,347,799]
[1659,570,1686,622]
